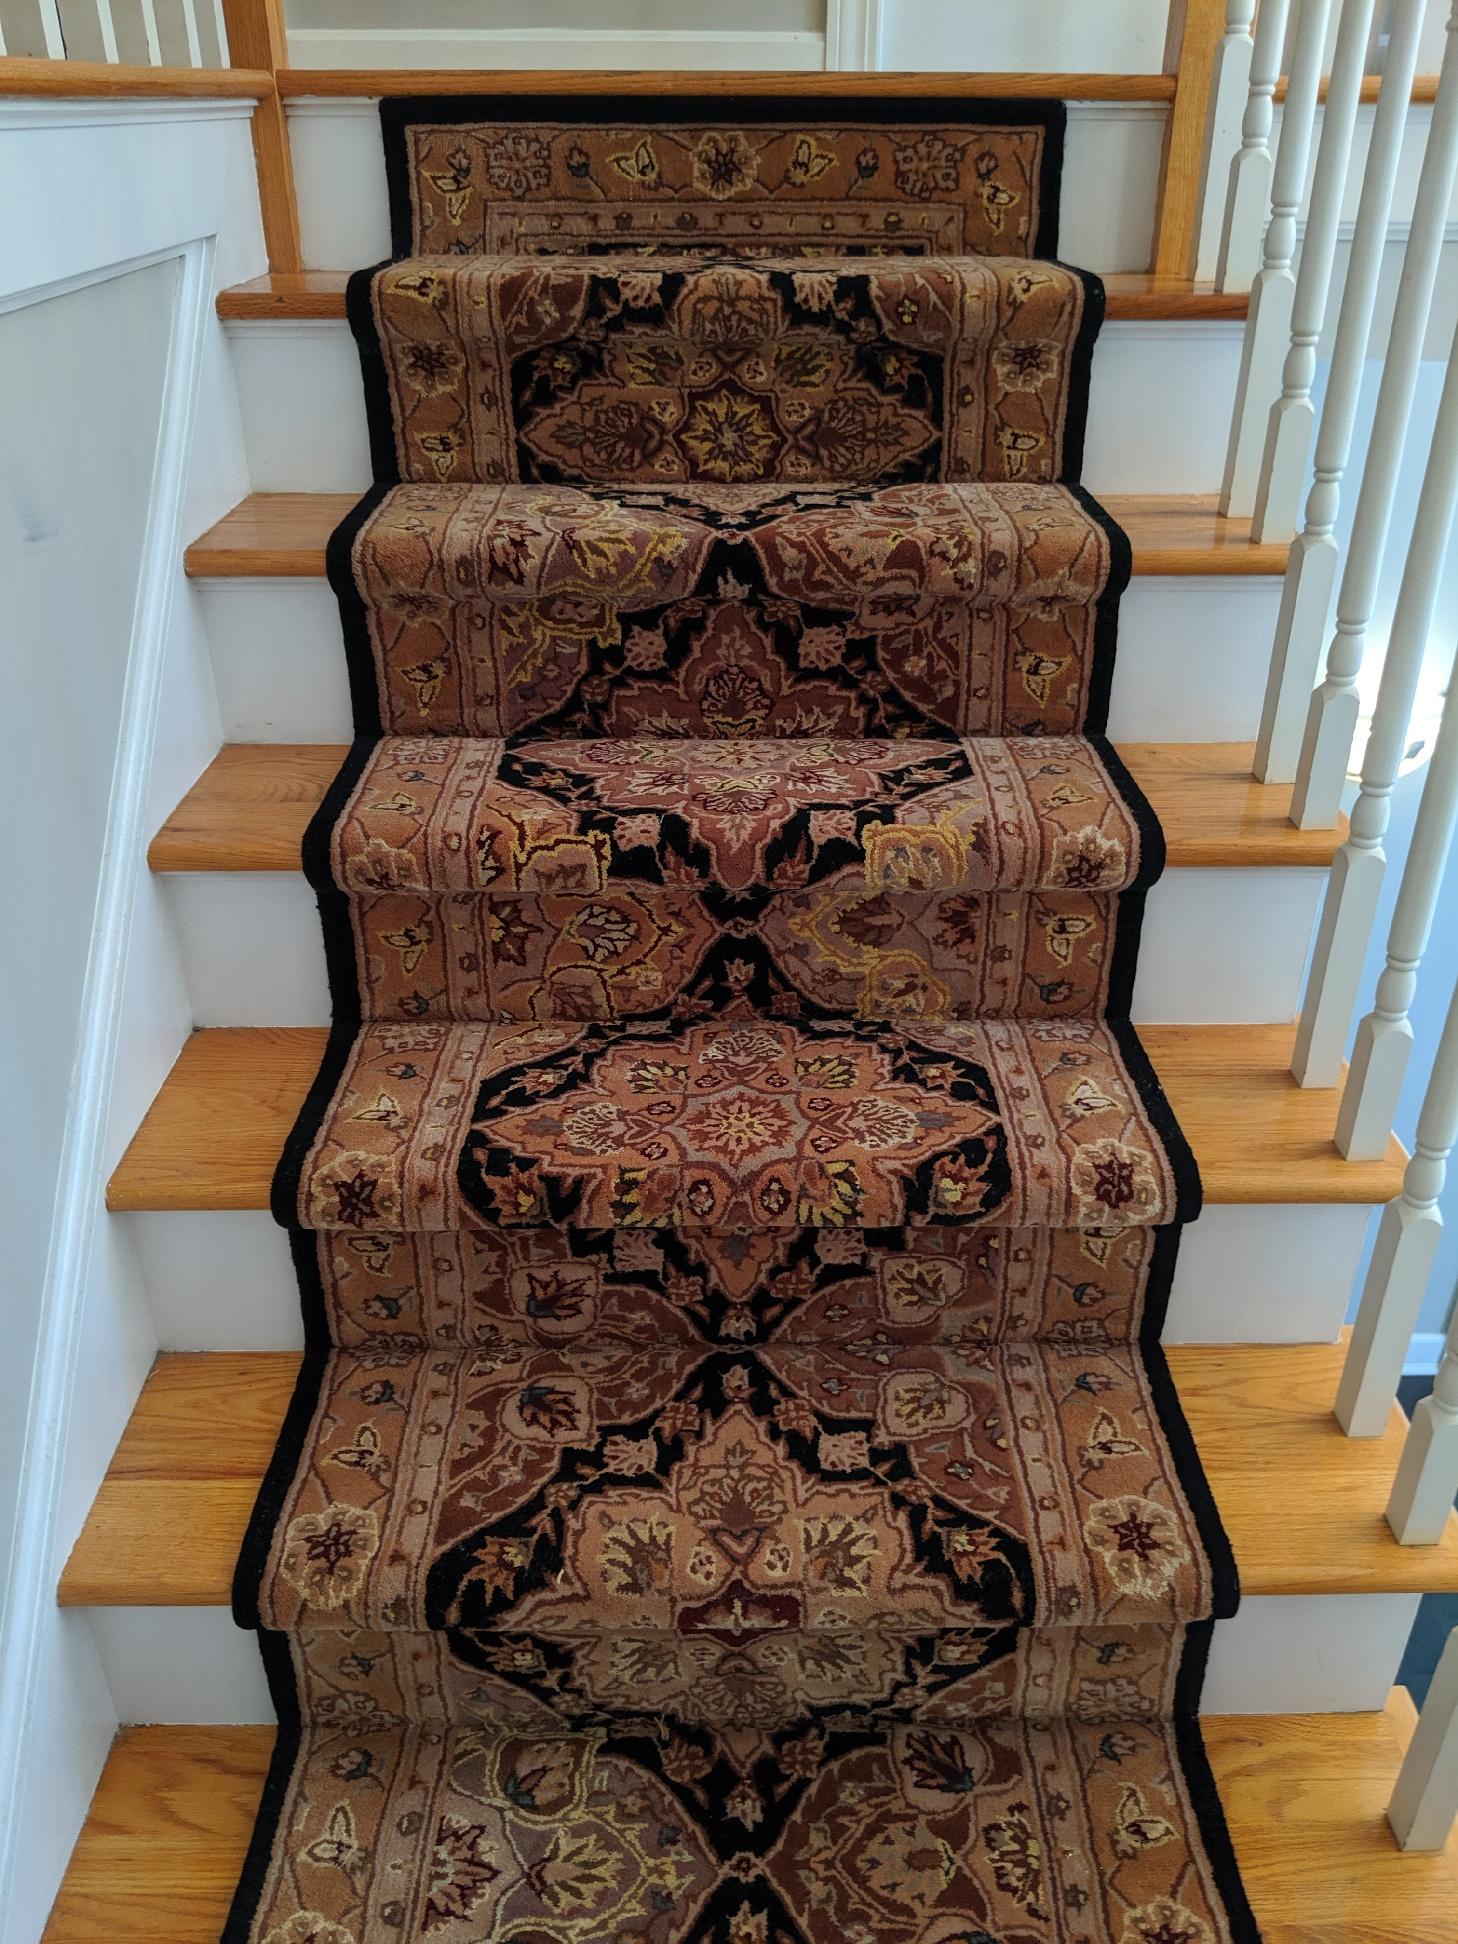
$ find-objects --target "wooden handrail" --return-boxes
[220,0,301,274]
[275,67,1179,100]
[0,56,272,97]
[1153,0,1229,278]
[1276,71,1441,102]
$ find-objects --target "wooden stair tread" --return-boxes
[39,1699,1458,1943]
[148,741,1346,875]
[105,1023,1407,1214]
[217,268,1250,321]
[60,1336,1457,1608]
[276,68,1182,103]
[184,489,1289,578]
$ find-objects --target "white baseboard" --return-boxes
[284,27,826,71]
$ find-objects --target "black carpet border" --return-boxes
[1174,1622,1267,1944]
[231,1232,332,1630]
[1107,1012,1204,1227]
[1070,480,1132,738]
[1056,262,1104,489]
[1092,730,1165,1022]
[378,92,1067,261]
[325,481,394,737]
[1137,1227,1242,1625]
[217,1630,302,1944]
[345,260,408,488]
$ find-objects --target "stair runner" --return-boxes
[225,98,1258,1944]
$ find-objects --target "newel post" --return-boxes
[1154,0,1234,279]
[220,0,301,274]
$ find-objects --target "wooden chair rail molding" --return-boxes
[1276,72,1443,103]
[274,69,1180,100]
[215,268,1251,321]
[0,56,272,96]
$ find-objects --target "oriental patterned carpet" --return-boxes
[224,97,1259,1944]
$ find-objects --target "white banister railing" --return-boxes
[1290,304,1458,1089]
[1339,640,1458,1158]
[1389,1630,1458,1848]
[1217,0,1294,291]
[0,0,217,62]
[1219,0,1333,518]
[1390,1288,1458,1542]
[93,0,120,64]
[1249,0,1376,543]
[1196,3,1258,283]
[1335,963,1458,1437]
[1291,5,1458,832]
[1253,0,1429,783]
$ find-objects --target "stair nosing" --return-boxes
[57,1339,1458,1610]
[184,489,1289,579]
[41,1701,1458,1944]
[104,1022,1407,1215]
[146,741,1347,877]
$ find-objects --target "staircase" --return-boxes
[27,57,1458,1944]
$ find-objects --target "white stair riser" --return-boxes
[193,575,1285,746]
[224,318,1245,497]
[158,866,1323,1030]
[124,1203,1374,1353]
[83,1591,1419,1724]
[285,100,1169,277]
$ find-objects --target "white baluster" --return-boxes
[179,0,202,64]
[1196,3,1258,284]
[1390,1306,1458,1545]
[1219,0,1333,519]
[139,0,161,63]
[92,0,119,60]
[35,0,66,57]
[1335,967,1458,1437]
[1217,0,1293,291]
[1290,305,1458,1089]
[1250,0,1376,542]
[1339,636,1458,1158]
[1253,0,1428,782]
[1291,5,1458,827]
[1390,1630,1458,1847]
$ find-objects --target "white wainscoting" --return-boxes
[0,98,262,1944]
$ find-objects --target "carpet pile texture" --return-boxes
[225,96,1259,1944]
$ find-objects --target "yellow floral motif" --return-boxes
[862,818,977,893]
[262,1916,356,1944]
[278,1503,380,1610]
[1119,1901,1214,1944]
[680,394,778,481]
[691,129,759,200]
[608,137,661,187]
